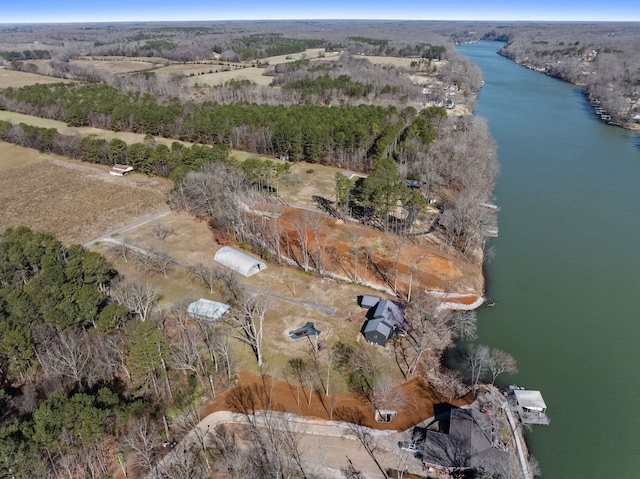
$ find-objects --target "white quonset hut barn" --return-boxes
[213,246,267,277]
[187,298,230,322]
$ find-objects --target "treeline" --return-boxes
[230,34,325,61]
[0,81,497,256]
[0,119,229,180]
[282,73,374,99]
[0,227,127,475]
[0,49,51,61]
[0,82,408,171]
[174,109,496,266]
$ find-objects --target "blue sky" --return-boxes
[3,0,640,23]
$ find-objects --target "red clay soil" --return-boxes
[201,371,473,432]
[266,205,485,305]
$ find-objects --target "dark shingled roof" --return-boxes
[372,299,406,329]
[421,408,510,474]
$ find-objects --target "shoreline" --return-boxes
[496,50,640,132]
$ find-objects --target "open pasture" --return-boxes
[0,68,73,88]
[69,58,157,74]
[0,153,172,244]
[188,66,273,87]
[264,48,327,65]
[153,61,239,77]
[0,141,47,171]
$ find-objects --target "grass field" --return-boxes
[0,68,73,88]
[358,55,446,70]
[0,110,188,146]
[154,62,227,77]
[0,109,350,206]
[264,48,327,65]
[0,141,48,171]
[69,58,156,74]
[189,67,274,87]
[91,210,383,376]
[0,151,172,244]
[182,48,331,87]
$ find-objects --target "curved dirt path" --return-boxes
[83,208,171,248]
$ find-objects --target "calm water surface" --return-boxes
[457,41,640,478]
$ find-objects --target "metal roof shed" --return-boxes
[513,389,547,412]
[214,246,267,277]
[187,298,230,322]
[358,295,381,309]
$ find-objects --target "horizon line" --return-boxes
[2,18,640,26]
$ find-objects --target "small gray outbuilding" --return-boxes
[187,298,230,322]
[358,295,381,309]
[214,246,267,277]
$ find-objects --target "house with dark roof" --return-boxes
[361,319,393,346]
[372,299,407,330]
[360,299,407,347]
[420,408,510,476]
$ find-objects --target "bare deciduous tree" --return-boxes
[171,407,211,472]
[146,245,175,278]
[124,416,158,475]
[107,236,132,262]
[113,279,160,322]
[170,316,207,388]
[224,289,272,367]
[370,373,406,415]
[152,223,174,240]
[35,327,91,387]
[189,256,222,293]
[464,344,490,393]
[292,211,312,272]
[487,348,518,385]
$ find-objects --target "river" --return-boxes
[457,41,640,478]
